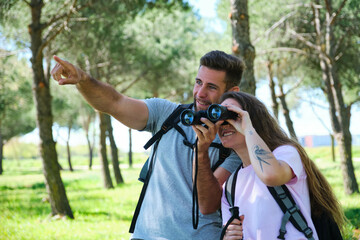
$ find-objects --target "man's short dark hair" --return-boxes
[200,50,245,90]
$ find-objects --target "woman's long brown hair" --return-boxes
[220,91,346,232]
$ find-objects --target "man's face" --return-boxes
[193,66,227,111]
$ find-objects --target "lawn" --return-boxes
[0,146,359,239]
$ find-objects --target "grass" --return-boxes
[0,156,144,240]
[0,146,359,239]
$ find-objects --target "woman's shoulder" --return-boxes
[273,145,299,156]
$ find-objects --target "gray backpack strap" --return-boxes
[268,185,315,240]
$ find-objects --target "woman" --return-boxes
[192,92,345,240]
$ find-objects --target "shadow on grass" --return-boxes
[345,207,360,228]
[0,182,46,191]
[75,210,133,222]
[0,178,101,192]
[3,169,43,176]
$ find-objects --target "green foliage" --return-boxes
[0,52,36,142]
[121,6,202,100]
[0,0,29,48]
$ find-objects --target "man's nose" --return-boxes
[197,86,207,98]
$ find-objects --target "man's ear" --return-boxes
[228,86,240,92]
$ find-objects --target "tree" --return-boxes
[98,112,113,189]
[105,114,124,184]
[265,56,302,141]
[0,51,36,174]
[119,5,203,101]
[229,0,256,94]
[52,85,83,171]
[281,0,360,194]
[78,100,96,169]
[0,0,100,218]
[128,128,133,168]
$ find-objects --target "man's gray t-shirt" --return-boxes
[131,98,241,240]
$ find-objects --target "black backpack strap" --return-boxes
[220,164,242,240]
[268,185,315,240]
[174,124,196,148]
[129,140,160,233]
[143,103,193,150]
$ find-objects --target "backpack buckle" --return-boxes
[277,229,286,239]
[304,227,313,238]
[229,206,239,217]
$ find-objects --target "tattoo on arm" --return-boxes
[252,145,271,172]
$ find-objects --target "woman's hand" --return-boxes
[224,105,253,135]
[224,215,245,240]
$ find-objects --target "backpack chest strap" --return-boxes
[268,185,315,240]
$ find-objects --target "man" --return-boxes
[51,50,244,239]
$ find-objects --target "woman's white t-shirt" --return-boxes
[221,145,319,240]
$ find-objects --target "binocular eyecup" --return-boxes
[180,104,237,126]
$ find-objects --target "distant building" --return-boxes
[299,134,360,147]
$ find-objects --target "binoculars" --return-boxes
[180,104,237,126]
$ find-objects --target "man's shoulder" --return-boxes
[144,98,179,112]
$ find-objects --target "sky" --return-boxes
[21,0,360,152]
[189,0,217,18]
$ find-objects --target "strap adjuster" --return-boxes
[278,192,287,200]
[304,227,313,238]
[288,205,299,214]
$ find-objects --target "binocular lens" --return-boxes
[181,110,195,125]
[208,106,222,120]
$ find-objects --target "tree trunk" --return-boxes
[334,130,358,194]
[129,128,133,168]
[66,124,73,171]
[320,54,358,194]
[266,60,279,120]
[311,2,358,194]
[29,0,73,218]
[82,112,94,170]
[330,134,335,162]
[278,84,297,141]
[105,114,124,184]
[230,0,256,95]
[86,131,93,170]
[98,112,114,189]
